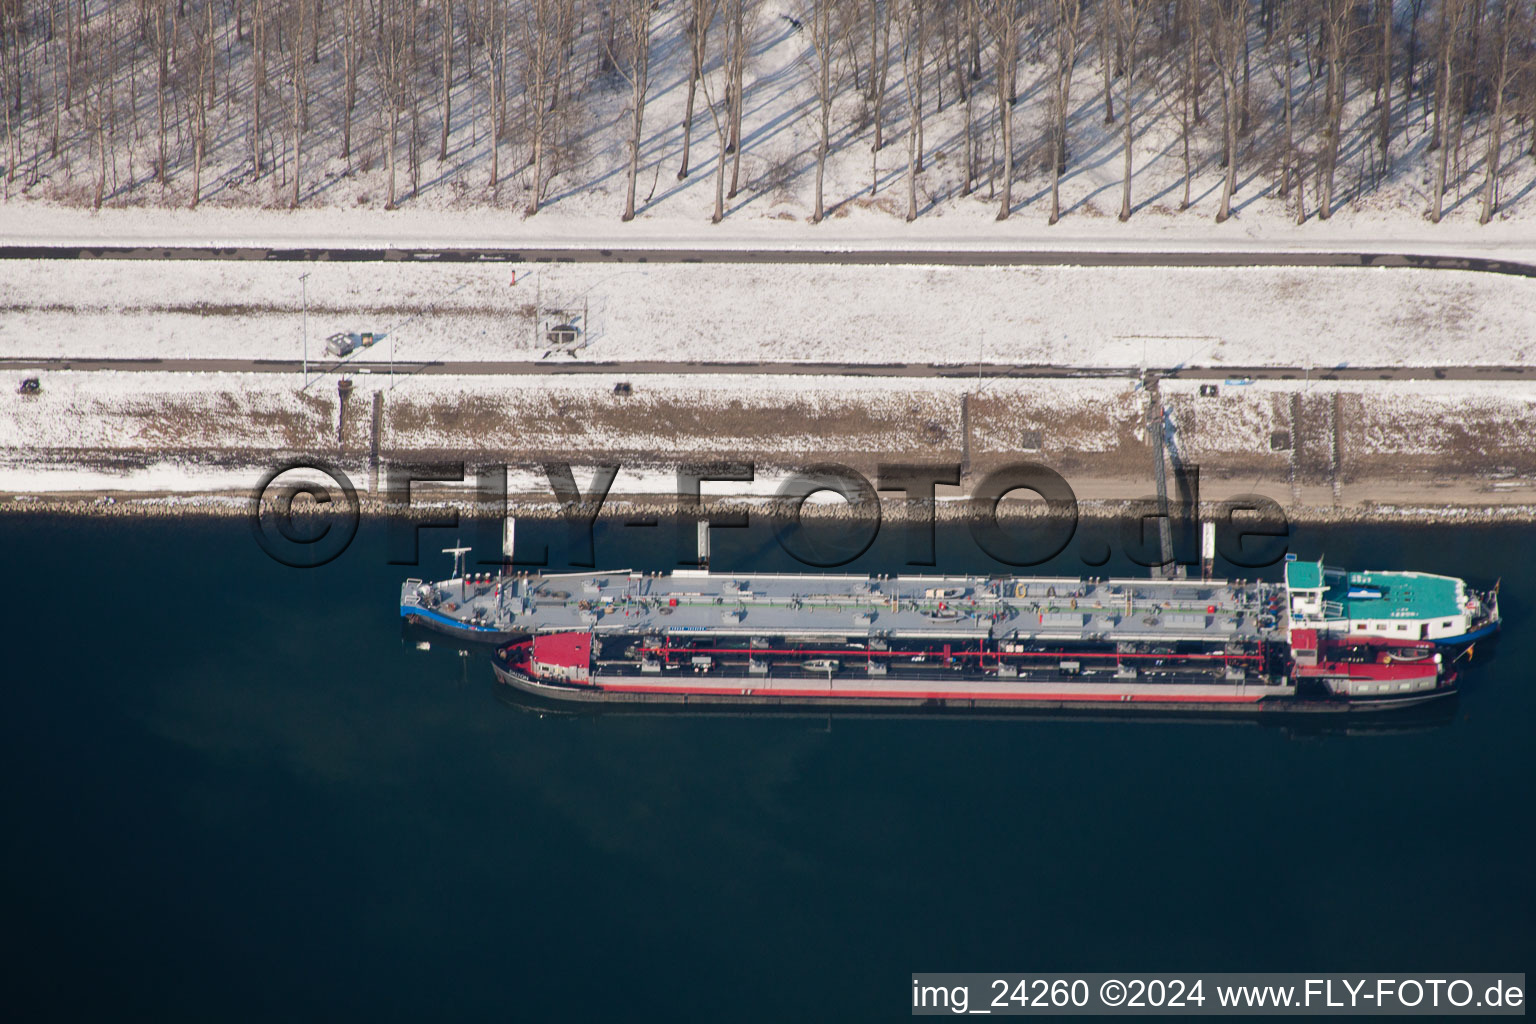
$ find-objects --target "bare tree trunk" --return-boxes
[1099,0,1114,124]
[1377,0,1393,160]
[677,0,710,179]
[252,0,266,175]
[290,0,307,207]
[1217,76,1236,219]
[702,0,732,221]
[1276,0,1293,199]
[1430,0,1463,223]
[726,0,746,199]
[1210,0,1242,221]
[1179,0,1195,209]
[871,0,891,194]
[485,0,501,187]
[1048,0,1082,224]
[407,0,421,196]
[530,0,550,212]
[190,0,212,207]
[960,0,979,195]
[983,2,1019,220]
[439,0,453,162]
[93,96,106,208]
[386,106,398,207]
[1115,0,1141,220]
[616,0,652,220]
[810,0,833,222]
[343,0,357,161]
[900,0,923,221]
[1404,0,1424,113]
[1478,1,1513,223]
[1317,0,1349,219]
[374,0,405,208]
[155,0,167,184]
[517,0,576,213]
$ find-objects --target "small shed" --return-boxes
[546,323,581,346]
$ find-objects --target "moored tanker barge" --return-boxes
[401,554,1498,715]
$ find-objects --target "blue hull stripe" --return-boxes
[401,604,507,634]
[1434,622,1501,646]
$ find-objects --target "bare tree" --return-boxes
[83,4,118,208]
[1283,0,1306,223]
[1478,0,1518,223]
[370,0,409,208]
[154,0,168,185]
[515,0,577,213]
[678,0,714,179]
[701,0,739,220]
[898,0,926,220]
[611,0,654,220]
[405,0,422,196]
[187,0,214,207]
[251,0,268,176]
[804,0,838,222]
[343,0,359,162]
[948,0,982,196]
[1047,0,1084,223]
[1316,0,1354,219]
[439,0,453,162]
[980,0,1021,219]
[1207,0,1244,221]
[1376,0,1393,160]
[1429,0,1468,222]
[2,3,25,190]
[1098,0,1114,124]
[868,0,892,195]
[1175,0,1200,209]
[478,0,506,188]
[1112,0,1146,220]
[285,0,309,207]
[725,0,752,199]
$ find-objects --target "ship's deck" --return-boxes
[402,570,1289,646]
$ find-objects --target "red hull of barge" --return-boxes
[491,633,1457,715]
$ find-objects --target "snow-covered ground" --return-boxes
[5,258,1534,368]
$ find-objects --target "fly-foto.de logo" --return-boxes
[250,459,1290,571]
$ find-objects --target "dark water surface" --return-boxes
[1,514,1530,1019]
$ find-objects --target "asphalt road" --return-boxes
[0,244,1534,278]
[3,356,1532,381]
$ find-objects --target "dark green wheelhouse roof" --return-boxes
[1284,559,1324,590]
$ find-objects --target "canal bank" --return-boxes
[3,369,1534,521]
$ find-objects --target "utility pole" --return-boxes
[1147,373,1176,579]
[299,272,311,385]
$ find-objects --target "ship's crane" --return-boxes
[443,542,473,581]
